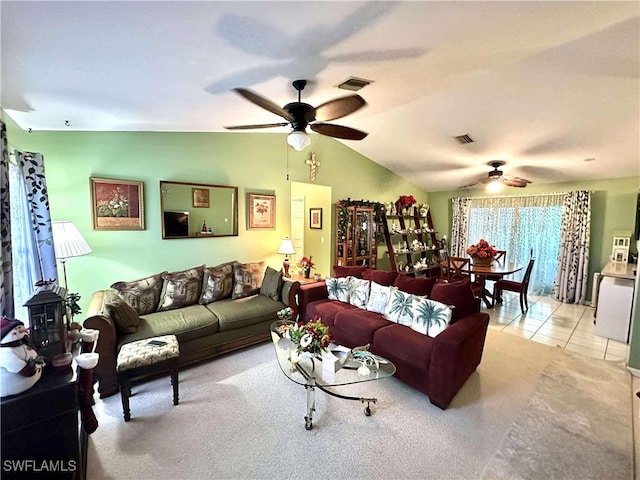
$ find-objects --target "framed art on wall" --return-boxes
[90,177,145,230]
[310,208,322,229]
[192,187,209,208]
[248,194,275,230]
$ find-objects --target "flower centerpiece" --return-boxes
[396,194,417,215]
[288,317,331,357]
[297,256,315,278]
[466,239,497,266]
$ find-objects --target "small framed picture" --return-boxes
[192,188,209,208]
[310,208,322,229]
[90,177,145,230]
[248,194,275,230]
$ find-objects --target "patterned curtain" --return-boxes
[553,191,591,304]
[450,196,470,256]
[0,120,13,317]
[10,151,56,320]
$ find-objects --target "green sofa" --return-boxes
[83,262,300,398]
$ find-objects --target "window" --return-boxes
[466,194,563,295]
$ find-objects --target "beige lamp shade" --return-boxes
[51,221,92,289]
[277,237,296,255]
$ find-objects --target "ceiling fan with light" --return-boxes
[224,79,368,151]
[460,161,532,192]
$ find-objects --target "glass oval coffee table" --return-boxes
[270,320,396,430]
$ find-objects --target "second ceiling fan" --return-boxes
[224,79,368,150]
[460,161,532,191]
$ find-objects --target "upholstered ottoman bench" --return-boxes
[116,334,180,422]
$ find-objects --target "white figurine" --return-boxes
[0,318,45,397]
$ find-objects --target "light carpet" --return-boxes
[86,329,632,480]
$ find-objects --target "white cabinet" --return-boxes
[595,276,635,343]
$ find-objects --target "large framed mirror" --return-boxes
[160,181,238,239]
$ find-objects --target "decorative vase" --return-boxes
[472,255,493,266]
[303,267,311,279]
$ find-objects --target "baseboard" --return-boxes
[626,365,640,378]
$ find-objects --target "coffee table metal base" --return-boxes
[296,362,377,430]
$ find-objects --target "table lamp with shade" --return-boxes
[277,237,296,278]
[51,220,92,290]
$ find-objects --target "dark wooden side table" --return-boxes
[1,365,83,480]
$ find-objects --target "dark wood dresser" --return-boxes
[1,365,83,479]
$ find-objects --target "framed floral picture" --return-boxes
[310,208,322,229]
[90,177,145,230]
[248,193,275,230]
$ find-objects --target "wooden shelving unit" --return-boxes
[381,206,442,277]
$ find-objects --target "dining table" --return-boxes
[440,260,523,307]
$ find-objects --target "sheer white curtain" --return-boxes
[452,193,565,295]
[9,151,56,321]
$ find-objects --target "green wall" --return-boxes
[3,115,427,312]
[427,177,640,303]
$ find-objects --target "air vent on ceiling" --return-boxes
[454,134,475,145]
[335,77,374,91]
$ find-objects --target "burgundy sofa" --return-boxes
[297,266,490,409]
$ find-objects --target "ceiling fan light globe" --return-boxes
[287,131,311,151]
[486,180,503,193]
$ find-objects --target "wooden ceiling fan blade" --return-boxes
[224,122,289,130]
[232,88,293,121]
[503,177,530,187]
[310,123,368,140]
[314,95,366,122]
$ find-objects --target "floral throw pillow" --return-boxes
[199,261,235,304]
[326,276,350,303]
[410,296,452,337]
[111,272,167,315]
[384,286,417,326]
[348,277,370,309]
[232,261,266,299]
[366,281,391,314]
[157,265,205,311]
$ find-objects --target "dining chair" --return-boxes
[493,250,507,262]
[441,257,484,299]
[493,258,535,313]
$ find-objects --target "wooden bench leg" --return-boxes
[119,375,132,422]
[170,359,179,406]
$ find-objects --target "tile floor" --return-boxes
[483,290,630,362]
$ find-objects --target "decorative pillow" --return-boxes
[199,261,235,304]
[104,288,140,334]
[232,261,266,299]
[366,281,391,314]
[411,296,452,337]
[325,276,350,303]
[332,265,370,279]
[384,286,417,326]
[260,266,283,301]
[111,272,167,315]
[363,269,398,287]
[348,277,370,308]
[394,275,437,297]
[157,265,205,311]
[430,278,475,322]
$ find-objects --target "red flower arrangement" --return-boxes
[397,195,417,208]
[288,316,331,355]
[466,239,497,259]
[297,256,315,270]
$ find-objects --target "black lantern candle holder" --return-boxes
[24,284,67,364]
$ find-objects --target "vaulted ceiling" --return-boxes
[2,1,638,191]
